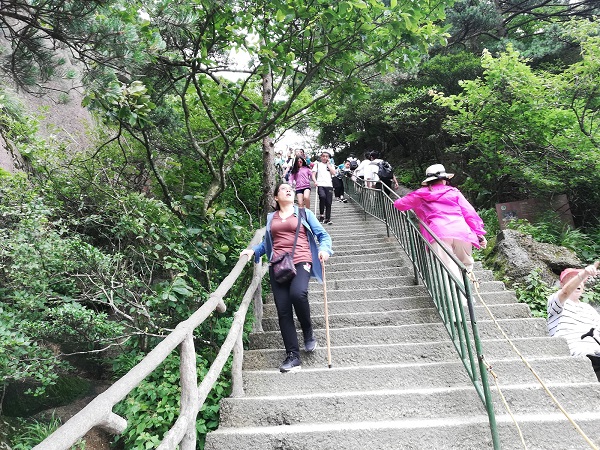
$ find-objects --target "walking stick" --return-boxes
[322,260,332,368]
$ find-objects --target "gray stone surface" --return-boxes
[494,229,582,286]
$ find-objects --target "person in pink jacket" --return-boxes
[393,164,487,296]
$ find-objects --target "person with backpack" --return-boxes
[347,153,360,172]
[363,151,399,192]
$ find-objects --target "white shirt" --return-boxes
[312,161,333,187]
[364,159,382,182]
[354,159,370,178]
[547,291,600,356]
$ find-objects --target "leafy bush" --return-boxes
[513,269,553,317]
[112,352,232,450]
[9,414,84,450]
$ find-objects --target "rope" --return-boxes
[468,271,599,450]
[481,356,528,449]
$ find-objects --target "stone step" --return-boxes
[331,242,404,255]
[319,265,413,278]
[217,382,600,428]
[321,259,410,272]
[305,288,518,306]
[260,304,532,330]
[264,295,435,316]
[306,281,510,302]
[264,294,520,318]
[205,413,600,450]
[248,318,550,350]
[314,270,496,287]
[242,337,572,370]
[240,357,596,397]
[316,274,418,290]
[329,251,406,264]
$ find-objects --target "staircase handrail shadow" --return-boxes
[345,177,501,449]
[33,228,268,450]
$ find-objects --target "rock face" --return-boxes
[492,229,582,286]
[0,47,94,174]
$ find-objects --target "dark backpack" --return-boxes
[349,158,359,170]
[377,160,393,180]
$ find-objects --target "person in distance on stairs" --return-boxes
[240,182,333,373]
[288,155,313,210]
[312,151,336,225]
[392,164,487,306]
[332,160,349,203]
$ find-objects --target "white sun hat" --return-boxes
[421,164,455,185]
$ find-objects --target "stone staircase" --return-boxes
[205,201,600,449]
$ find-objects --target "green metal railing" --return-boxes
[345,178,500,449]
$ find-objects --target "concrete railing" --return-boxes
[34,228,267,450]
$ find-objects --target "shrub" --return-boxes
[513,269,553,317]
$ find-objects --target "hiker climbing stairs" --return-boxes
[205,201,600,449]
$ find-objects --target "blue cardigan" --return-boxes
[252,206,333,283]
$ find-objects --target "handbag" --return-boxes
[271,209,305,283]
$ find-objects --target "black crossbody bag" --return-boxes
[270,208,306,283]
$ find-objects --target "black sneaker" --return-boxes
[342,198,348,203]
[279,353,301,373]
[326,220,333,225]
[319,215,325,223]
[304,334,317,353]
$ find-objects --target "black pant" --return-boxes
[269,262,313,358]
[317,186,333,221]
[332,176,344,198]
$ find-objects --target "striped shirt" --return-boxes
[547,292,600,356]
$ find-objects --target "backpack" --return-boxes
[377,160,393,180]
[349,158,359,171]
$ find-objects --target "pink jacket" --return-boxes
[393,184,486,248]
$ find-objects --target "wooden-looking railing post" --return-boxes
[231,331,244,397]
[252,261,264,332]
[179,333,199,450]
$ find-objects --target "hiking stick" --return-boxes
[322,260,332,368]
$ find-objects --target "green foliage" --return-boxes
[9,414,84,450]
[504,214,600,305]
[113,353,232,450]
[505,213,600,263]
[433,38,600,219]
[513,269,552,317]
[3,376,90,417]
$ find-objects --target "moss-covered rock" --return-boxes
[2,376,91,417]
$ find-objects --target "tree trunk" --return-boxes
[260,67,276,220]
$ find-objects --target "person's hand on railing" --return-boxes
[478,235,487,249]
[240,248,254,262]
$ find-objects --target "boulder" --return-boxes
[491,229,582,287]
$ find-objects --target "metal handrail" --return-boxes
[345,177,500,450]
[34,228,268,450]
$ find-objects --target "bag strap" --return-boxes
[290,207,305,257]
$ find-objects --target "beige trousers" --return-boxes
[432,239,474,308]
